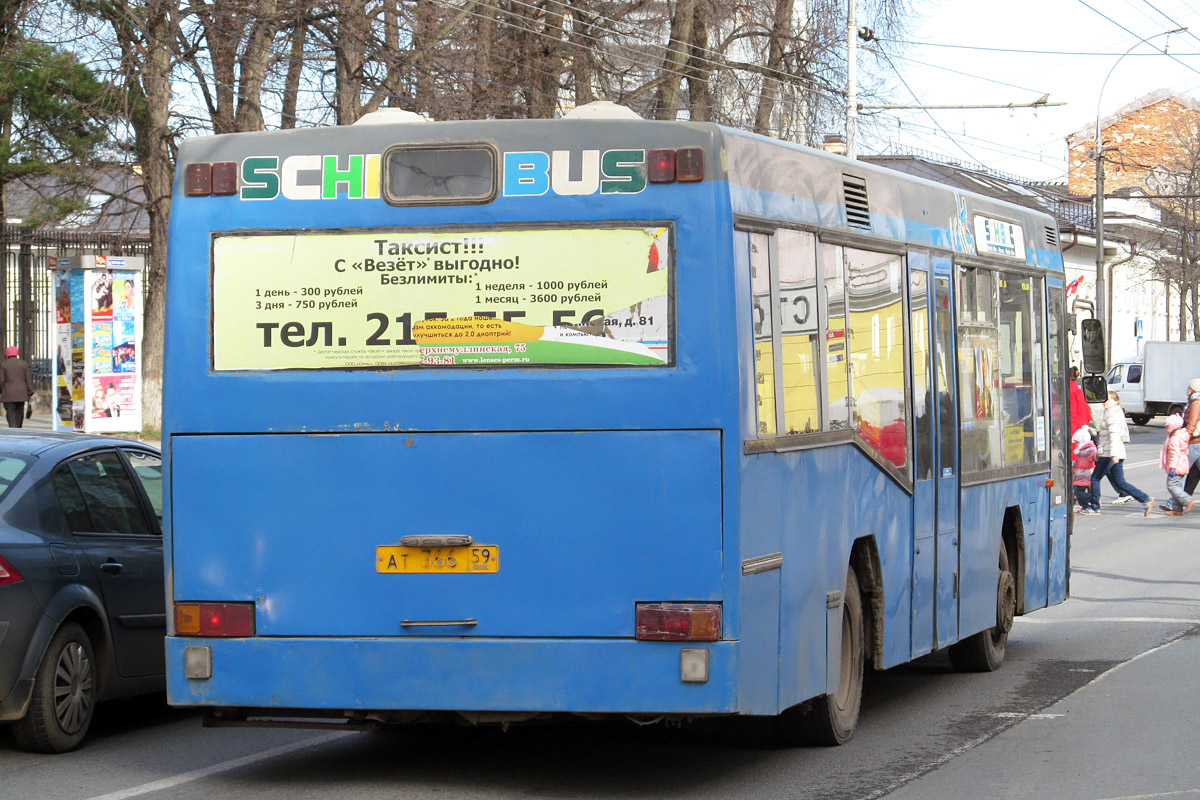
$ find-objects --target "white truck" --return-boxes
[1106,341,1200,425]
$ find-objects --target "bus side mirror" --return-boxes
[1081,375,1108,403]
[1080,318,1106,375]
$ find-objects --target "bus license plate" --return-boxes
[376,545,499,574]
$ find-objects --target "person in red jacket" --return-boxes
[1069,366,1091,437]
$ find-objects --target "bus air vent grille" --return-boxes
[842,174,871,232]
[1045,225,1059,248]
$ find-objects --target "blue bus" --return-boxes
[163,103,1072,745]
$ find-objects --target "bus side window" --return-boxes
[748,232,776,436]
[998,272,1045,466]
[823,243,850,430]
[957,266,1001,473]
[911,265,933,481]
[845,248,908,472]
[778,230,819,434]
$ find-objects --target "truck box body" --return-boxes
[1108,341,1200,424]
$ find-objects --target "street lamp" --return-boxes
[1093,27,1185,359]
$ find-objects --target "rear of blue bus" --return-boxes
[162,115,760,726]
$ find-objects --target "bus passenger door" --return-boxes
[932,265,959,648]
[1047,280,1069,604]
[909,261,935,659]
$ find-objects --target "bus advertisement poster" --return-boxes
[211,227,672,371]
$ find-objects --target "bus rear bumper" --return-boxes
[165,636,740,715]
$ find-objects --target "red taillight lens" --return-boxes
[0,555,23,587]
[675,148,704,181]
[185,163,212,196]
[211,161,238,195]
[175,602,255,637]
[647,149,676,183]
[636,603,721,641]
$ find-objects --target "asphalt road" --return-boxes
[2,420,1197,800]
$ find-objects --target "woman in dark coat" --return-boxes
[0,346,33,428]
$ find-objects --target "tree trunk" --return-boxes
[335,0,367,124]
[652,0,695,121]
[412,0,436,115]
[569,3,594,107]
[235,0,280,132]
[280,13,305,129]
[135,0,175,432]
[202,0,239,134]
[754,0,793,136]
[685,4,711,121]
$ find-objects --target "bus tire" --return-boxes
[949,546,1015,673]
[776,567,864,746]
[11,623,97,753]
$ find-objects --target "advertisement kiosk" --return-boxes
[49,255,143,433]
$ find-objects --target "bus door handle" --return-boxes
[401,619,479,628]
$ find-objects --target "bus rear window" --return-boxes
[211,226,672,371]
[383,146,495,205]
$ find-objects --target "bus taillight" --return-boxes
[675,148,704,181]
[184,162,238,196]
[647,149,676,183]
[175,602,255,637]
[635,603,721,641]
[646,148,704,184]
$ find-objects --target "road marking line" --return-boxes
[83,732,353,800]
[1016,617,1198,624]
[1121,459,1158,468]
[990,712,1064,719]
[1091,791,1200,800]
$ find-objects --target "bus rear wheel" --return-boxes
[949,546,1015,673]
[776,567,864,746]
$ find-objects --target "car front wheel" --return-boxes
[11,622,97,753]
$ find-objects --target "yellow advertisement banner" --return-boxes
[212,227,671,370]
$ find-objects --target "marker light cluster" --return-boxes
[185,162,239,196]
[175,602,255,637]
[646,148,705,183]
[635,603,721,641]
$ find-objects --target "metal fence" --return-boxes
[1,228,153,390]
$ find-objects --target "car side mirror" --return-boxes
[1080,318,1106,375]
[1081,374,1108,403]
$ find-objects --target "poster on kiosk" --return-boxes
[49,255,143,433]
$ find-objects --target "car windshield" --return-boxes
[0,453,32,501]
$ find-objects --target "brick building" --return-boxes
[1066,89,1200,196]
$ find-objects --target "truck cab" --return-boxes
[1106,361,1146,421]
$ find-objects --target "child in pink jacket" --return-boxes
[1073,428,1099,514]
[1161,414,1194,515]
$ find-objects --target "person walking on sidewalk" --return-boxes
[1183,379,1200,496]
[0,346,33,428]
[1091,391,1154,516]
[1073,427,1100,515]
[1160,414,1194,516]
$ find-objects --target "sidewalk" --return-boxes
[883,629,1200,799]
[18,405,160,447]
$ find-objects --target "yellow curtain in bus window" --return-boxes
[212,228,671,370]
